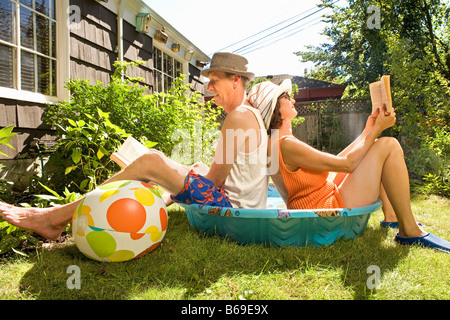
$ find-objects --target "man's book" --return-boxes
[110,136,150,168]
[369,75,393,114]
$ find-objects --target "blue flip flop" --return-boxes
[380,220,426,229]
[380,220,399,228]
[394,232,450,253]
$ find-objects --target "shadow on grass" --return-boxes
[18,207,410,300]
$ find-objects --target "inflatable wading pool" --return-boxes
[179,186,382,247]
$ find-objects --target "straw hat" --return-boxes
[247,79,292,129]
[200,52,255,80]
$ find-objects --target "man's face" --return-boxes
[206,71,235,111]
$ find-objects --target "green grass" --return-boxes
[0,194,449,300]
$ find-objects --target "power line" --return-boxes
[233,1,339,55]
[211,5,320,54]
[210,0,341,57]
[237,19,324,56]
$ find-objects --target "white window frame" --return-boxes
[0,0,70,104]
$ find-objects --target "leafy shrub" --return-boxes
[388,36,450,196]
[0,126,17,201]
[0,126,41,256]
[45,61,221,157]
[49,108,132,192]
[43,61,221,193]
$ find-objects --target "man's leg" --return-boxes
[0,151,189,239]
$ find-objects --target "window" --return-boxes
[0,0,56,96]
[153,47,182,93]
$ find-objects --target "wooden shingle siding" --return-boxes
[122,20,154,92]
[69,0,118,85]
[0,99,52,159]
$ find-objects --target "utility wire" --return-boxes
[233,1,338,54]
[237,19,324,56]
[211,5,320,55]
[211,0,341,57]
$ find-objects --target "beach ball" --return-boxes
[72,180,168,262]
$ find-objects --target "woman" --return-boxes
[247,80,450,253]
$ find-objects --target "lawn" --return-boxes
[0,193,449,301]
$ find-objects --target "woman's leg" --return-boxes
[338,137,425,238]
[0,151,189,239]
[379,184,397,223]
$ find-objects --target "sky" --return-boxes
[144,0,341,77]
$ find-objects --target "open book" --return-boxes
[110,136,150,168]
[369,75,393,114]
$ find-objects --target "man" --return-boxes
[0,52,269,240]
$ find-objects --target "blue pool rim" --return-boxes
[178,199,382,247]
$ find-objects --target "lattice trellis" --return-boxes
[213,98,372,125]
[296,99,372,115]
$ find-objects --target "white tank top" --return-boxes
[222,105,269,209]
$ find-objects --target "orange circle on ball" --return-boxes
[107,198,146,233]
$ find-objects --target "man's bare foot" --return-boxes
[0,201,78,240]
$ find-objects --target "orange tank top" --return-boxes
[278,136,345,209]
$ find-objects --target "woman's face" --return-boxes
[278,92,297,121]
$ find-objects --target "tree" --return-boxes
[296,0,450,195]
[296,0,450,96]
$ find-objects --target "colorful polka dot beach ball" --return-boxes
[72,180,168,262]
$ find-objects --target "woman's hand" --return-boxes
[365,104,396,135]
[374,104,396,133]
[364,108,379,133]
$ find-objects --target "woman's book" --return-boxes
[110,136,150,168]
[369,75,393,113]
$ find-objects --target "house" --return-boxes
[267,74,346,102]
[0,0,210,186]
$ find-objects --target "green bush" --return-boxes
[0,126,41,256]
[45,61,221,157]
[51,108,131,192]
[388,36,450,196]
[43,61,221,193]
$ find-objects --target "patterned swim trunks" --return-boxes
[171,170,232,207]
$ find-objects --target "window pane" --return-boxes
[164,74,171,93]
[19,0,33,9]
[0,44,14,88]
[35,0,54,19]
[37,54,55,95]
[153,47,162,71]
[166,54,173,77]
[21,50,35,92]
[51,19,55,57]
[175,60,182,78]
[0,0,15,43]
[154,70,162,93]
[20,6,34,50]
[36,14,52,56]
[163,51,168,74]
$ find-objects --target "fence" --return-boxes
[208,98,373,155]
[293,98,372,154]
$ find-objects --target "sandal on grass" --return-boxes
[380,220,426,229]
[394,232,450,253]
